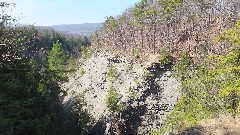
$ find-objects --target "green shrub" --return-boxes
[150,130,162,135]
[143,69,153,78]
[107,65,118,82]
[86,49,94,59]
[158,90,219,134]
[80,46,94,59]
[133,79,140,85]
[173,51,191,81]
[68,94,93,134]
[106,86,125,113]
[79,67,85,77]
[154,19,240,135]
[128,86,137,99]
[159,50,171,65]
[135,48,142,59]
[69,59,77,72]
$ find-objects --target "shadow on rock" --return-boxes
[119,66,167,134]
[88,116,107,135]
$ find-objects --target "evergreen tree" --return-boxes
[48,40,68,81]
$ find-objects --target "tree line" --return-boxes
[92,0,240,61]
[0,2,92,134]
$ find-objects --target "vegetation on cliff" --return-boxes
[1,0,240,134]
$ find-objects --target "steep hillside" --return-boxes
[92,0,240,61]
[62,50,181,134]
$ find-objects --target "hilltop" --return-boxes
[49,23,102,36]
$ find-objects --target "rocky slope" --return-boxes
[62,51,181,135]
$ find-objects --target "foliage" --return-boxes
[158,20,240,134]
[104,16,118,32]
[158,64,221,133]
[158,0,182,17]
[80,45,94,59]
[48,40,68,81]
[173,51,192,81]
[150,130,161,135]
[159,50,171,65]
[135,48,142,59]
[0,5,62,133]
[107,65,118,82]
[70,94,92,134]
[0,43,65,134]
[134,79,140,86]
[132,0,149,26]
[106,85,126,113]
[37,28,90,54]
[210,20,240,115]
[80,45,88,58]
[215,20,240,45]
[128,87,137,99]
[143,69,154,78]
[68,58,78,72]
[0,3,92,134]
[79,67,86,77]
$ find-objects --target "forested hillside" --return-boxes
[92,0,240,61]
[0,2,92,134]
[49,23,102,36]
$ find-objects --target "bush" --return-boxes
[128,87,137,99]
[153,20,240,135]
[159,50,171,65]
[69,59,77,72]
[135,48,142,59]
[79,67,85,77]
[143,69,153,78]
[173,51,191,81]
[80,46,94,59]
[66,94,92,134]
[107,65,118,82]
[106,86,125,113]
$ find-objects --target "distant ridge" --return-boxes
[49,23,102,36]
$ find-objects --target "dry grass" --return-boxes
[200,115,240,135]
[177,114,240,135]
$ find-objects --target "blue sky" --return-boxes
[7,0,140,26]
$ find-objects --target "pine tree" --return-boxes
[48,40,67,81]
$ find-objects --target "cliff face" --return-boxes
[62,51,181,134]
[62,1,240,134]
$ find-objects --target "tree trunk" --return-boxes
[153,24,156,54]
